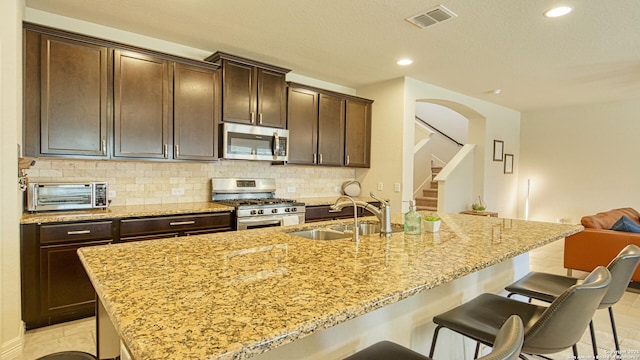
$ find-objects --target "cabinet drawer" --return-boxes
[120,213,233,237]
[40,221,113,244]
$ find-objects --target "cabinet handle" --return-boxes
[101,139,107,155]
[258,113,263,125]
[67,230,91,235]
[319,154,323,164]
[163,144,168,158]
[313,153,317,164]
[250,112,255,124]
[170,221,195,226]
[175,144,180,158]
[346,155,350,165]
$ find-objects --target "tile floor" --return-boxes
[12,238,640,359]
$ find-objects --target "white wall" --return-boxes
[355,78,406,213]
[519,98,640,223]
[1,0,25,358]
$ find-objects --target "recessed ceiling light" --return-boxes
[544,6,573,18]
[397,59,413,66]
[491,89,502,95]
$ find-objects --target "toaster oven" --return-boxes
[27,182,109,212]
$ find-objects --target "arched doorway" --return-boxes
[414,99,487,211]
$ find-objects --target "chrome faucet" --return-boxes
[331,195,359,241]
[330,192,393,238]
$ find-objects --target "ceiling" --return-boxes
[25,0,640,112]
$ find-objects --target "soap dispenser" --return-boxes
[404,200,422,235]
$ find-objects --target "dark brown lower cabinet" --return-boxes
[21,211,234,329]
[21,221,115,329]
[39,240,111,321]
[119,212,233,242]
[305,203,381,223]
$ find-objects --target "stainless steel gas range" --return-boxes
[211,178,305,230]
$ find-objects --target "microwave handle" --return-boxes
[272,132,280,156]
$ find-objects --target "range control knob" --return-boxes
[291,207,297,212]
[271,208,278,214]
[250,210,257,215]
[258,209,264,215]
[284,208,290,213]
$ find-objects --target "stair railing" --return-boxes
[415,115,463,147]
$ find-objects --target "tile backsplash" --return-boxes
[25,159,357,206]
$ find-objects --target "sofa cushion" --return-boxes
[611,215,640,233]
[581,208,640,229]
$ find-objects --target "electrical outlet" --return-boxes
[171,188,185,196]
[394,183,401,192]
[377,182,384,191]
[287,186,296,193]
[108,190,116,198]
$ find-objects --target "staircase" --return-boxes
[416,166,441,211]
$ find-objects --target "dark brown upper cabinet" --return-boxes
[23,24,221,161]
[113,50,172,159]
[205,52,290,128]
[287,83,372,168]
[23,30,109,157]
[173,63,220,161]
[317,93,346,166]
[345,98,372,168]
[286,86,318,165]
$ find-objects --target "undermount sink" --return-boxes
[288,222,404,240]
[288,229,350,240]
[330,222,404,236]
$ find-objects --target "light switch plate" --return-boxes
[377,182,384,191]
[394,183,401,192]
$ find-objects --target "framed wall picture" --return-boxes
[493,140,504,161]
[504,153,514,174]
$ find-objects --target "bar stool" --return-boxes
[505,244,640,358]
[343,315,523,360]
[36,351,97,360]
[428,266,611,360]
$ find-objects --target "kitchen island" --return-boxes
[78,213,582,359]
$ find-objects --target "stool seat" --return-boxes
[36,351,97,360]
[343,340,431,360]
[505,271,579,303]
[344,315,523,360]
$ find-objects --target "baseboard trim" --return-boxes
[0,321,24,359]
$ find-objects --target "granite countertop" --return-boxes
[20,202,235,224]
[20,197,358,224]
[78,213,582,360]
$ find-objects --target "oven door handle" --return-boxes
[239,218,284,227]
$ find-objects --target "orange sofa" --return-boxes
[564,208,640,282]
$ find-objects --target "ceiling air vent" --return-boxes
[406,5,457,29]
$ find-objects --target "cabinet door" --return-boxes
[345,99,372,168]
[39,240,111,318]
[317,93,345,166]
[221,60,255,124]
[174,63,220,160]
[286,87,318,165]
[257,68,287,128]
[38,34,109,157]
[114,50,172,159]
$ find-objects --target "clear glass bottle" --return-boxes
[404,200,422,235]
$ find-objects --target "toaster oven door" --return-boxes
[29,184,95,211]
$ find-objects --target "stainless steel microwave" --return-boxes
[221,123,289,161]
[27,182,109,212]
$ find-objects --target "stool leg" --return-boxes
[609,307,621,357]
[588,320,598,358]
[474,342,480,359]
[429,325,443,358]
[572,344,578,359]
